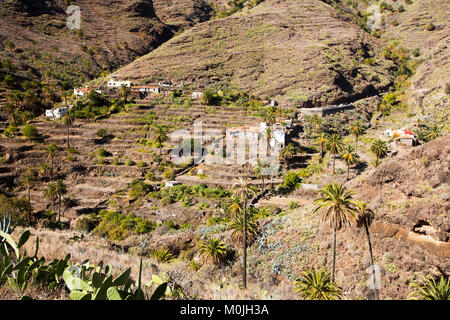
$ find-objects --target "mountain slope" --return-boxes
[113,0,395,107]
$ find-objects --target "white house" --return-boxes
[107,78,132,89]
[192,92,203,99]
[46,107,69,119]
[131,86,160,93]
[74,88,102,97]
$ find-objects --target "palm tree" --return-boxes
[312,183,356,280]
[152,125,169,155]
[54,180,68,223]
[315,132,329,161]
[262,107,276,125]
[348,121,366,151]
[7,90,23,111]
[341,145,360,180]
[228,200,242,218]
[199,238,227,265]
[378,103,391,124]
[353,201,379,300]
[280,143,296,165]
[20,170,35,222]
[233,177,257,289]
[295,268,343,300]
[62,114,74,149]
[253,159,271,191]
[370,139,387,160]
[45,143,58,178]
[408,275,450,300]
[61,91,71,107]
[39,162,50,180]
[43,183,58,218]
[326,134,344,174]
[119,84,131,105]
[228,215,259,245]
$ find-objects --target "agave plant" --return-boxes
[408,275,450,300]
[295,268,343,300]
[0,213,18,244]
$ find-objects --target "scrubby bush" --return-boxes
[22,124,39,140]
[128,180,151,199]
[425,23,435,31]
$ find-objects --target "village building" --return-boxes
[385,128,418,146]
[226,122,286,149]
[107,78,132,89]
[46,107,69,119]
[74,88,102,97]
[192,92,203,99]
[131,85,160,94]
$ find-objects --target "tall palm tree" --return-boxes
[253,159,271,191]
[378,103,390,124]
[152,125,168,155]
[295,268,343,300]
[233,177,257,289]
[370,139,387,160]
[199,238,227,265]
[312,183,356,280]
[20,170,35,222]
[348,121,366,151]
[341,145,360,180]
[353,201,379,300]
[43,183,58,218]
[228,200,242,218]
[46,143,58,178]
[119,84,131,105]
[62,114,74,149]
[326,134,344,174]
[7,90,23,111]
[54,179,67,223]
[280,143,296,165]
[262,107,276,125]
[315,132,329,161]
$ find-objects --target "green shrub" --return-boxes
[160,196,173,206]
[128,180,151,199]
[96,128,108,139]
[125,157,135,166]
[137,161,146,168]
[22,124,39,139]
[113,158,120,165]
[3,125,19,138]
[97,148,110,158]
[425,23,435,31]
[94,210,157,241]
[163,170,175,180]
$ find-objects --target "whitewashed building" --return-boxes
[131,86,160,93]
[74,88,102,97]
[192,92,203,99]
[107,78,132,88]
[46,107,69,119]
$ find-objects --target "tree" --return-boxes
[315,132,329,161]
[280,143,296,165]
[39,163,50,180]
[54,180,68,222]
[62,114,74,149]
[326,134,344,174]
[43,183,58,218]
[353,201,379,300]
[199,238,227,265]
[341,145,360,180]
[45,143,58,178]
[253,159,271,191]
[348,121,366,151]
[228,215,259,245]
[262,106,276,125]
[20,170,35,222]
[295,268,343,300]
[408,275,450,300]
[7,90,23,112]
[312,183,356,280]
[233,177,257,289]
[152,125,169,155]
[370,139,387,160]
[22,124,39,140]
[5,40,15,52]
[119,84,131,105]
[378,103,391,124]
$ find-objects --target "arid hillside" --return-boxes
[113,0,395,107]
[0,0,214,85]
